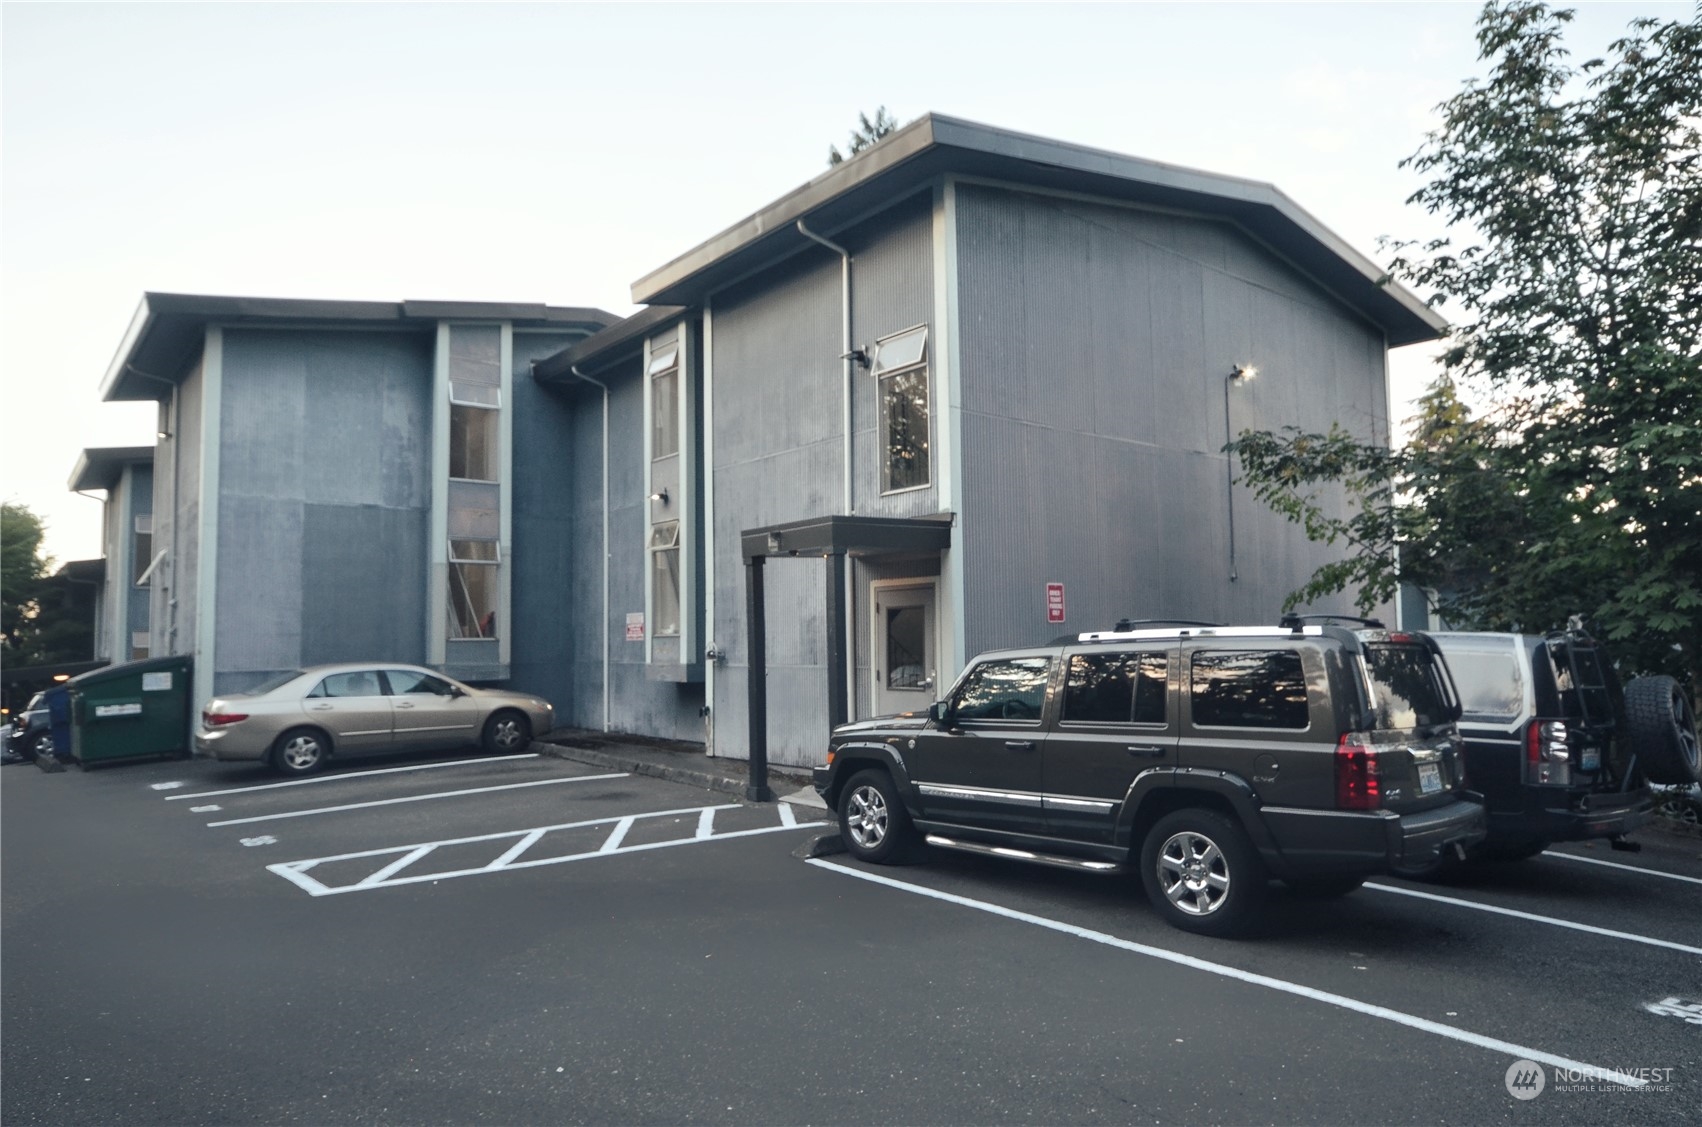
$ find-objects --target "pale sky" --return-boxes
[1,1,1684,565]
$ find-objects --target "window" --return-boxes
[309,670,385,698]
[952,657,1050,722]
[649,521,681,637]
[1362,644,1452,730]
[449,403,498,481]
[449,539,499,639]
[133,514,153,586]
[1064,652,1168,724]
[650,347,680,458]
[385,669,458,697]
[885,605,927,690]
[1190,650,1310,730]
[874,326,929,493]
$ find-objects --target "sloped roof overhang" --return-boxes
[100,293,620,402]
[68,446,156,493]
[631,113,1446,347]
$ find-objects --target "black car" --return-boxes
[9,692,53,759]
[1423,626,1698,869]
[813,618,1486,937]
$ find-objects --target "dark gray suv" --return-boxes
[813,619,1486,936]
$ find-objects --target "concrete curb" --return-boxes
[536,741,812,802]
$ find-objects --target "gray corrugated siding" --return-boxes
[213,329,433,691]
[509,330,588,711]
[706,197,939,765]
[954,184,1385,657]
[558,358,705,741]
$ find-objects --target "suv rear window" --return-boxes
[1362,644,1452,730]
[1442,648,1524,723]
[1190,650,1309,729]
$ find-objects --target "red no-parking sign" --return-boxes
[1046,582,1066,624]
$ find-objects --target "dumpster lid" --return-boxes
[67,654,194,689]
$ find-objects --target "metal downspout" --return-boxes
[796,219,858,717]
[568,364,613,733]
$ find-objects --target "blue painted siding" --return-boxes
[213,328,434,692]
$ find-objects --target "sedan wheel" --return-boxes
[273,728,327,775]
[483,711,532,755]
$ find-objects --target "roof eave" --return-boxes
[629,112,1447,346]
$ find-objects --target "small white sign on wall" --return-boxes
[142,672,173,692]
[625,612,645,642]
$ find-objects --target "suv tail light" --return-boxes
[1526,719,1571,785]
[1336,732,1381,810]
[203,710,249,727]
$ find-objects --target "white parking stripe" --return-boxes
[1541,850,1702,886]
[807,859,1649,1089]
[1364,882,1702,956]
[166,754,541,799]
[205,773,628,826]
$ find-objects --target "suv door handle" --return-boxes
[1126,745,1166,757]
[1004,740,1036,751]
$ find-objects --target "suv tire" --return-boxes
[1624,675,1702,786]
[1139,809,1267,937]
[838,769,913,864]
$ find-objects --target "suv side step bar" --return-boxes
[925,834,1125,874]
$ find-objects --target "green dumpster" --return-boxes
[67,655,195,766]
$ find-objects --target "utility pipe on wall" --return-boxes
[568,364,613,732]
[796,219,859,717]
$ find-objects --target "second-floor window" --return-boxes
[874,325,929,493]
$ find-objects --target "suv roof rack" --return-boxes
[1062,624,1324,645]
[1112,618,1223,631]
[1279,613,1386,631]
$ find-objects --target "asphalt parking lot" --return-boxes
[4,746,1699,1124]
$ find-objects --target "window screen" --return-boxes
[1191,650,1309,729]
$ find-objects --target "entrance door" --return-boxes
[871,581,937,717]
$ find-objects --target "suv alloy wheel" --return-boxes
[1140,809,1267,937]
[838,769,913,864]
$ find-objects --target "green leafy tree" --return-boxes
[1229,1,1702,686]
[828,106,899,166]
[2,501,53,665]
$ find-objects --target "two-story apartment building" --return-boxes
[84,114,1444,769]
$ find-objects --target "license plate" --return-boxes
[1418,762,1442,795]
[1580,750,1601,772]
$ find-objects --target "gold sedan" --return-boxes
[194,664,554,775]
